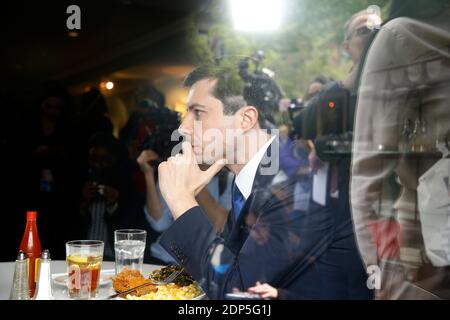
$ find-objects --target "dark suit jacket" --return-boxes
[160,142,371,299]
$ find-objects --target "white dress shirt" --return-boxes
[235,135,276,200]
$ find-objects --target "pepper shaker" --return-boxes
[9,251,30,300]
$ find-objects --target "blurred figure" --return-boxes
[351,0,450,299]
[21,82,72,258]
[280,75,334,214]
[283,9,379,299]
[68,88,114,192]
[24,82,70,194]
[278,124,312,213]
[79,88,114,139]
[0,93,23,260]
[80,133,127,260]
[120,81,165,163]
[343,10,376,91]
[119,82,176,198]
[303,75,330,102]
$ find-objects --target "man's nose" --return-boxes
[178,115,193,140]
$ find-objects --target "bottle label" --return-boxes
[35,258,40,282]
[25,256,40,282]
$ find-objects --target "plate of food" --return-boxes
[111,266,206,300]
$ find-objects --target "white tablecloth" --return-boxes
[0,260,161,300]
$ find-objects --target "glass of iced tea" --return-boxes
[66,240,104,299]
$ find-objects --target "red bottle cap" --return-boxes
[26,211,37,221]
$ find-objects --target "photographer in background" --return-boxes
[238,51,282,130]
[342,10,377,92]
[21,82,72,258]
[120,82,165,162]
[239,21,374,293]
[295,9,378,186]
[279,76,334,215]
[80,133,128,260]
[119,82,179,197]
[303,75,331,102]
[271,9,378,300]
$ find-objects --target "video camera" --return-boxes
[139,99,181,163]
[236,50,356,161]
[238,51,283,127]
[287,98,305,123]
[292,81,356,160]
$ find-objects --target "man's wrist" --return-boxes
[168,195,198,220]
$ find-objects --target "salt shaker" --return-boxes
[9,251,30,300]
[34,250,54,300]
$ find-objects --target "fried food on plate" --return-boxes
[111,268,156,296]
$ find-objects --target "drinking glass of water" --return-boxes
[114,229,146,274]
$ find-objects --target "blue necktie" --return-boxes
[232,181,245,220]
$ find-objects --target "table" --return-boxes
[0,260,162,300]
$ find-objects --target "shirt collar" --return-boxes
[235,135,276,200]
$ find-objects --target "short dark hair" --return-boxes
[312,75,331,86]
[183,65,266,128]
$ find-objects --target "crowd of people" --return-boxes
[1,83,170,263]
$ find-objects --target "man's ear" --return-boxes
[239,106,259,131]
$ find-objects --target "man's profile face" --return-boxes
[179,78,240,165]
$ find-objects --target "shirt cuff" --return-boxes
[144,205,173,232]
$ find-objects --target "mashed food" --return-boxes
[126,283,203,300]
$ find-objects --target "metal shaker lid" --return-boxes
[41,250,50,260]
[16,251,27,261]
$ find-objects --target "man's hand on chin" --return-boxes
[158,142,227,220]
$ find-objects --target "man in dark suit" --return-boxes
[157,66,371,299]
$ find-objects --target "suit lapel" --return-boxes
[225,139,280,253]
